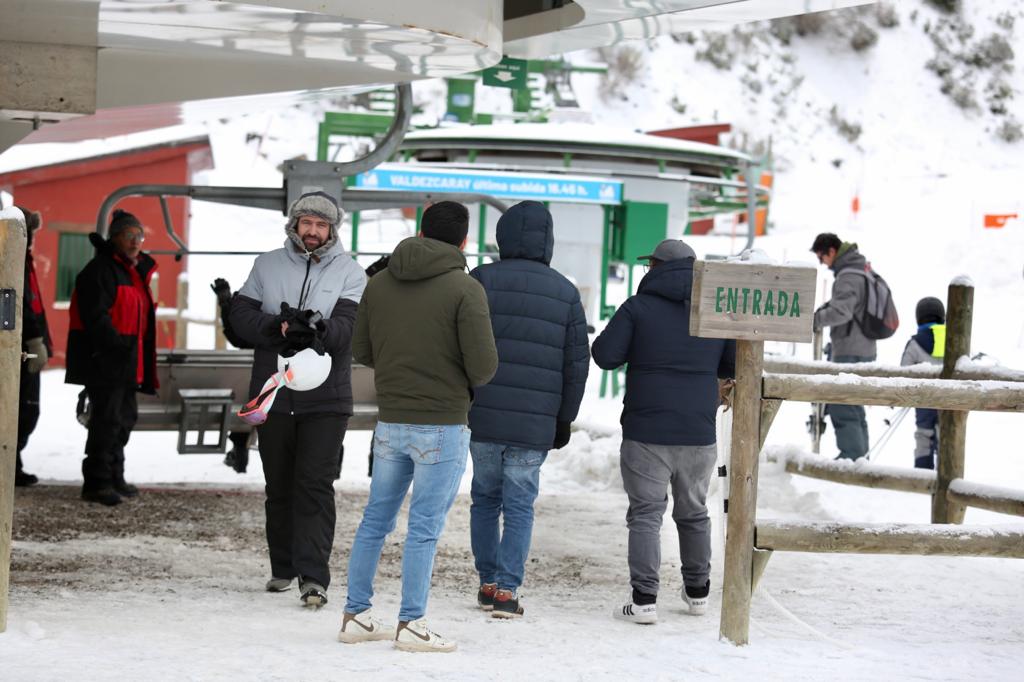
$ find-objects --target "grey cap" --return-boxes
[637,239,696,263]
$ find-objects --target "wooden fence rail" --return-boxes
[774,451,937,494]
[947,480,1024,518]
[763,357,1024,383]
[762,373,1024,412]
[756,521,1024,559]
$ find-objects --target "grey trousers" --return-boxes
[829,354,875,460]
[620,439,718,597]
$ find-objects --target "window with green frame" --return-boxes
[55,233,92,302]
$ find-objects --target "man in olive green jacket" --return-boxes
[340,201,497,653]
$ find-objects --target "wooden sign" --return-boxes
[690,260,817,342]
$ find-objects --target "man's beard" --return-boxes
[302,235,324,250]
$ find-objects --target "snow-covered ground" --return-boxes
[4,2,1024,678]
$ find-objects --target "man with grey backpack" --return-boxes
[811,233,899,460]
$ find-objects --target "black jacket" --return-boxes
[22,248,52,354]
[592,258,735,446]
[65,233,158,393]
[468,201,590,450]
[229,238,364,417]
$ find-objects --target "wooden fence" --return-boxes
[721,278,1024,645]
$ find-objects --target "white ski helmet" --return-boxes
[277,348,332,391]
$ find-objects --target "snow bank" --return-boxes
[542,424,623,493]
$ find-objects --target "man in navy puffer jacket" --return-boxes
[592,239,735,625]
[467,201,590,618]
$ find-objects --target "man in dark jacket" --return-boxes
[210,277,256,474]
[339,201,497,653]
[466,201,589,618]
[15,207,52,487]
[229,191,366,607]
[811,233,877,460]
[592,239,735,625]
[66,209,158,506]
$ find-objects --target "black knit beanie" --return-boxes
[108,209,142,239]
[915,297,945,325]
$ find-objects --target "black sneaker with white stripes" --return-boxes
[612,599,657,624]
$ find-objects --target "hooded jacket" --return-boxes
[467,201,590,451]
[230,228,366,416]
[813,243,878,359]
[352,236,498,425]
[592,258,735,446]
[65,233,158,393]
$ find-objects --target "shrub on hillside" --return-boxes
[986,77,1014,115]
[925,0,960,13]
[829,105,862,143]
[995,117,1022,143]
[696,33,735,70]
[876,3,899,29]
[966,34,1014,68]
[850,22,879,51]
[795,12,829,36]
[950,83,978,111]
[597,45,645,100]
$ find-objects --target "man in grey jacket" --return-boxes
[811,233,876,460]
[230,191,366,607]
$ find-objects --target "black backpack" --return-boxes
[838,265,900,340]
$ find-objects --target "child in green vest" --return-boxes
[900,297,946,468]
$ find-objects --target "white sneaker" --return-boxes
[612,601,657,625]
[338,609,395,644]
[394,619,457,653]
[682,583,709,616]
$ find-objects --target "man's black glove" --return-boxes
[211,278,232,307]
[280,303,326,356]
[552,420,572,450]
[365,255,390,278]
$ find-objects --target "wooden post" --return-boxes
[213,300,227,351]
[759,398,782,451]
[811,328,824,453]
[932,280,973,524]
[719,339,764,645]
[0,216,28,633]
[174,274,188,349]
[750,548,773,592]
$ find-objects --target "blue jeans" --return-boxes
[345,422,469,622]
[469,441,547,593]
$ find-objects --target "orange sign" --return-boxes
[984,213,1018,229]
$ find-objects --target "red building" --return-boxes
[0,134,213,366]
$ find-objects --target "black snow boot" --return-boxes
[15,470,39,487]
[82,487,123,506]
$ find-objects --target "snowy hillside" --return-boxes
[565,0,1024,369]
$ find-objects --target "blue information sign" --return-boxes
[355,165,622,205]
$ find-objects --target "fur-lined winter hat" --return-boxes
[285,191,343,258]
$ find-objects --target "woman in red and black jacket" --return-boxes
[16,207,53,487]
[65,209,158,506]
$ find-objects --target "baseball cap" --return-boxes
[637,239,696,263]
